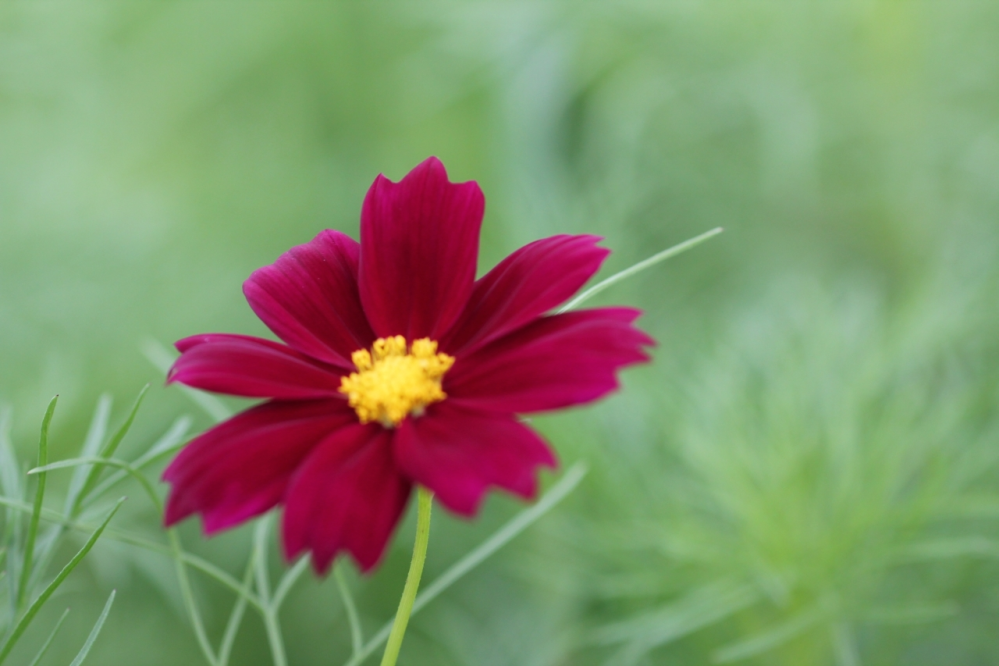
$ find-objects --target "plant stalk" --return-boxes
[379,487,433,666]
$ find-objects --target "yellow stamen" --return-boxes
[339,336,454,427]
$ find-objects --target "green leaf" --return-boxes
[168,529,218,666]
[135,416,193,466]
[0,496,261,611]
[0,498,124,665]
[89,416,191,505]
[272,556,310,611]
[17,396,57,610]
[63,395,112,518]
[26,608,70,666]
[334,563,364,659]
[712,605,825,663]
[31,457,163,514]
[218,553,258,666]
[594,581,759,666]
[69,386,148,518]
[861,603,960,625]
[558,227,723,313]
[253,516,289,666]
[899,537,999,562]
[68,590,116,666]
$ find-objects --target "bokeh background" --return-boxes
[2,2,999,664]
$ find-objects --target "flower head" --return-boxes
[163,157,654,574]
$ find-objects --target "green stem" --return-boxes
[254,516,288,666]
[168,528,218,666]
[335,563,363,658]
[379,487,433,666]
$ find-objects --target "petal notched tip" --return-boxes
[359,157,484,340]
[446,307,655,414]
[243,229,374,368]
[442,234,614,355]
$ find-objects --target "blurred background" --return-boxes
[2,2,999,664]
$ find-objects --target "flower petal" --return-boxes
[169,334,345,399]
[395,403,556,517]
[359,157,484,340]
[446,308,654,413]
[163,399,355,534]
[282,424,411,574]
[244,229,375,368]
[441,234,609,354]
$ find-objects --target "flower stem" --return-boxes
[379,487,433,666]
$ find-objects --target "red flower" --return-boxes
[163,157,653,574]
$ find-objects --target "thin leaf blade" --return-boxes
[17,396,58,610]
[0,498,125,665]
[68,590,116,666]
[26,608,70,666]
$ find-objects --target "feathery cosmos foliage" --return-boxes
[163,157,653,573]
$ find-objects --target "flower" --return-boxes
[163,157,654,574]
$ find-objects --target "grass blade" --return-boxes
[412,462,586,616]
[64,396,112,518]
[68,590,115,666]
[0,498,124,665]
[69,386,148,518]
[713,605,825,663]
[597,582,759,666]
[0,496,262,611]
[26,608,70,666]
[89,416,191,502]
[335,564,364,658]
[253,516,289,666]
[558,227,723,313]
[595,581,758,644]
[31,457,163,513]
[272,556,310,611]
[17,396,58,610]
[218,552,259,666]
[135,416,193,467]
[168,529,218,666]
[344,462,587,666]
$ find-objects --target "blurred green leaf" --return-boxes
[68,590,115,666]
[69,385,148,518]
[17,395,57,609]
[63,395,112,518]
[0,498,123,665]
[26,607,69,666]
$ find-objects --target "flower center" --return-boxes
[339,336,455,427]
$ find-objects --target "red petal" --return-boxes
[359,157,484,340]
[441,234,609,354]
[282,424,411,574]
[163,399,355,534]
[395,403,556,517]
[170,334,345,399]
[244,230,375,368]
[446,308,654,413]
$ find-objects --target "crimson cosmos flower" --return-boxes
[163,157,654,574]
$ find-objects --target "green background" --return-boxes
[2,2,998,664]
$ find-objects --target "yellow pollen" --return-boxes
[339,336,454,426]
